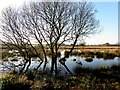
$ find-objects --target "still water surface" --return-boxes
[0,55,119,75]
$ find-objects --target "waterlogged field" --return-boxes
[0,56,119,75]
[0,45,120,75]
[0,45,120,90]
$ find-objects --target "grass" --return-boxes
[2,46,119,61]
[64,50,118,60]
[1,65,120,90]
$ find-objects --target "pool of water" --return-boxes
[0,55,119,76]
[65,56,119,73]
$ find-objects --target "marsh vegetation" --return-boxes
[1,48,120,89]
[0,65,120,90]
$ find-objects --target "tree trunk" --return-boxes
[54,56,58,76]
[65,35,79,58]
[50,55,58,76]
[51,56,55,75]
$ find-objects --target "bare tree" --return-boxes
[1,2,99,76]
[1,7,43,73]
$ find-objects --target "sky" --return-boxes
[0,0,119,45]
[85,2,118,45]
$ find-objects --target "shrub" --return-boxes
[0,74,16,90]
[0,74,31,90]
[103,52,116,59]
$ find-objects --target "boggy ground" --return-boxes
[0,65,120,90]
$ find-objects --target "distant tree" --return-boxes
[103,43,110,46]
[1,1,99,76]
[78,42,86,46]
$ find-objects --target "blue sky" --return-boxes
[85,2,118,45]
[0,1,119,45]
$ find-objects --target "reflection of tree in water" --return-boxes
[59,58,73,75]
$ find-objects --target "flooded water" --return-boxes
[0,50,120,76]
[0,55,119,76]
[65,56,119,73]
